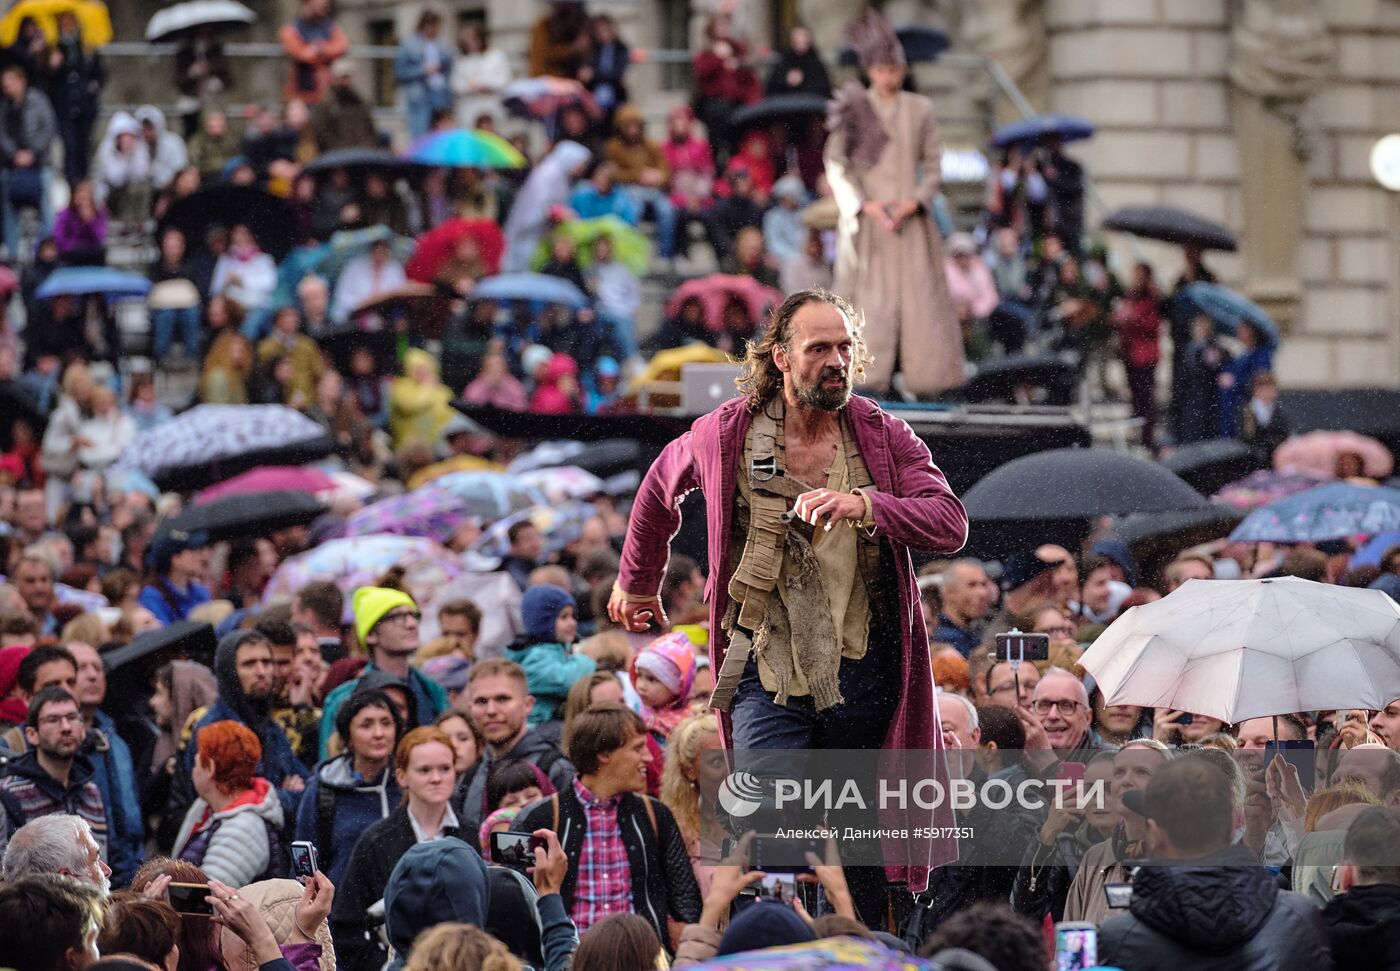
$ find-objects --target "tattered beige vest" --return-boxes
[713,399,880,712]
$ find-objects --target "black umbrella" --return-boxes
[729,93,829,141]
[159,184,297,261]
[953,355,1079,406]
[318,328,399,376]
[303,148,415,178]
[839,24,950,65]
[1113,505,1243,550]
[1278,389,1400,456]
[1102,205,1237,252]
[1161,438,1264,497]
[962,447,1210,521]
[100,621,217,674]
[167,490,328,542]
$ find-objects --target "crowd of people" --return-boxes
[0,3,1394,971]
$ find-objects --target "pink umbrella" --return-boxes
[1274,431,1395,480]
[663,274,784,334]
[197,466,338,505]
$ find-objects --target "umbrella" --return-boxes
[100,621,217,674]
[728,93,829,140]
[113,404,333,491]
[1180,282,1280,349]
[1113,505,1244,552]
[196,466,338,504]
[534,216,650,276]
[954,354,1078,406]
[0,0,110,47]
[342,487,485,544]
[663,274,784,334]
[1162,438,1265,497]
[36,266,150,300]
[167,490,327,542]
[406,218,505,283]
[303,147,414,177]
[688,936,940,970]
[425,470,543,520]
[1229,482,1400,543]
[472,501,597,559]
[838,24,951,66]
[347,283,438,320]
[961,447,1210,521]
[159,184,296,261]
[1213,468,1331,512]
[1274,430,1394,480]
[507,438,642,479]
[1102,205,1237,251]
[263,535,463,619]
[1275,389,1400,456]
[515,466,606,503]
[502,77,601,121]
[1351,531,1400,570]
[472,272,588,309]
[990,113,1095,149]
[306,225,415,286]
[144,0,253,41]
[1081,577,1400,724]
[404,128,526,169]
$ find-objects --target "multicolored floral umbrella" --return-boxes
[1229,482,1400,543]
[1213,468,1331,512]
[342,487,481,544]
[429,471,543,521]
[687,937,940,970]
[262,534,462,620]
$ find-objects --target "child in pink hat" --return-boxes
[628,630,697,743]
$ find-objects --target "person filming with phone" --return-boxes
[1097,754,1330,970]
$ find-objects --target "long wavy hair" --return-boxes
[733,288,872,413]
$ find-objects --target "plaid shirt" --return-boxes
[570,776,632,934]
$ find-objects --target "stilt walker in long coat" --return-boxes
[824,11,965,398]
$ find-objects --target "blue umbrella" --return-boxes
[990,113,1095,149]
[1351,531,1400,569]
[472,273,589,308]
[36,267,152,300]
[1181,282,1280,349]
[1229,483,1400,543]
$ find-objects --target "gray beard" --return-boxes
[794,372,853,412]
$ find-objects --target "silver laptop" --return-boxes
[681,363,743,414]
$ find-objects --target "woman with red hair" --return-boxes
[171,720,286,887]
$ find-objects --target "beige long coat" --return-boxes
[824,89,965,396]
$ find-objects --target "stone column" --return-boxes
[1228,0,1332,330]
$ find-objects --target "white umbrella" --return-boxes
[1079,576,1400,724]
[146,0,255,42]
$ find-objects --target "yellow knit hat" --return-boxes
[353,586,418,646]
